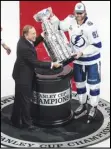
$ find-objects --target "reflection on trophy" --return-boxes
[33,8,75,66]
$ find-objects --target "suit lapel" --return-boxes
[22,37,37,55]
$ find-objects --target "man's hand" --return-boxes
[6,48,11,55]
[48,7,54,17]
[51,61,62,69]
[2,44,11,55]
[41,32,45,38]
[41,31,47,38]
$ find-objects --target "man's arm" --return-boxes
[33,34,44,47]
[21,47,62,69]
[1,39,11,55]
[22,47,51,69]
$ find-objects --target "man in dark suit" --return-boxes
[11,25,61,131]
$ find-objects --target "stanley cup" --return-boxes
[33,8,75,66]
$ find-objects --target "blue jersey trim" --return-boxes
[78,53,100,62]
[77,87,86,94]
[92,42,102,48]
[90,89,100,96]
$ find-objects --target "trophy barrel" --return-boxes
[31,65,74,127]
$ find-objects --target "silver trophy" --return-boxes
[33,8,75,66]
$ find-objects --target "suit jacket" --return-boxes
[12,35,51,85]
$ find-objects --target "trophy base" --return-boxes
[33,110,74,127]
[35,66,63,75]
[31,66,73,127]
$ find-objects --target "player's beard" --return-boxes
[75,11,86,21]
[76,15,85,21]
[76,13,86,23]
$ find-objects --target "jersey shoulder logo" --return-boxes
[69,25,73,30]
[87,21,93,26]
[68,14,74,18]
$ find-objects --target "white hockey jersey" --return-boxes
[50,15,102,65]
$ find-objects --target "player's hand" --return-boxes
[74,51,83,59]
[71,52,77,57]
[51,62,62,69]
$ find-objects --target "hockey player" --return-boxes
[48,2,102,123]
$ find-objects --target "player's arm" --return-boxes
[48,7,69,32]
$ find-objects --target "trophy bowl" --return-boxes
[33,8,51,22]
